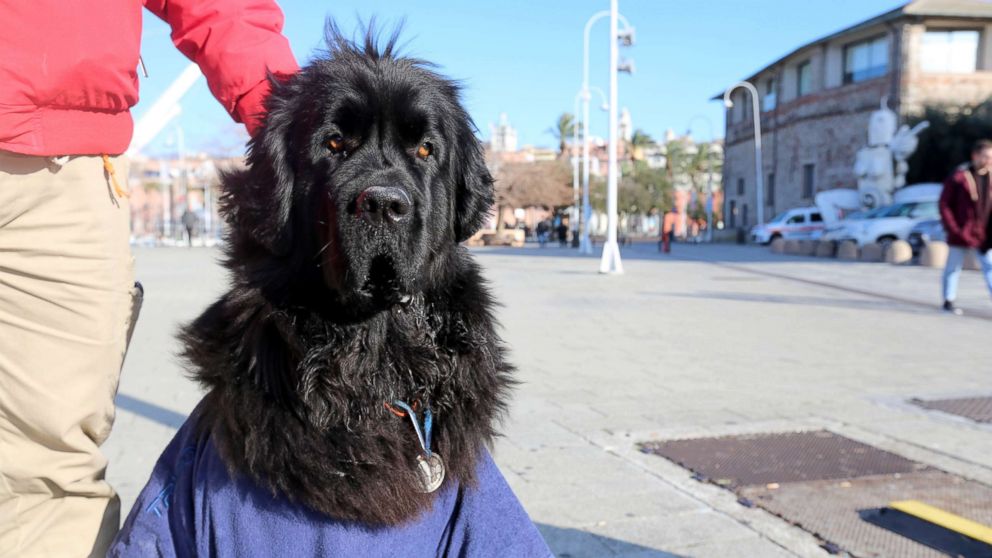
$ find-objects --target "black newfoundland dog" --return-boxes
[111,28,549,557]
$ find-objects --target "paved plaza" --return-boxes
[104,242,992,557]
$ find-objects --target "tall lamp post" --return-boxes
[580,9,632,255]
[686,114,716,242]
[572,87,608,247]
[723,81,764,227]
[599,0,634,274]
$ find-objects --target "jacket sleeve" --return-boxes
[144,0,300,136]
[939,174,965,240]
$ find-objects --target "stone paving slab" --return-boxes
[103,243,992,557]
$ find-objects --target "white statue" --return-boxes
[853,98,929,208]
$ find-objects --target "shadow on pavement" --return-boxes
[115,393,187,428]
[537,523,684,558]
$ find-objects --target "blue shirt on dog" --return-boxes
[109,414,552,558]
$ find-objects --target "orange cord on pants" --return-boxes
[101,154,129,198]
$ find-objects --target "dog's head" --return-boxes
[225,27,493,313]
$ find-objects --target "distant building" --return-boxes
[717,0,992,230]
[488,113,518,153]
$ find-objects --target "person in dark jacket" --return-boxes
[0,3,298,556]
[938,139,992,315]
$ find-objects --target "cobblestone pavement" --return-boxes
[104,242,992,557]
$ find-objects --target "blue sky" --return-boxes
[137,0,908,157]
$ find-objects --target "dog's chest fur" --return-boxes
[181,269,512,526]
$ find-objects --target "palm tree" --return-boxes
[547,113,577,157]
[628,129,654,162]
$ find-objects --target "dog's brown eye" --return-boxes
[327,135,345,154]
[417,142,433,159]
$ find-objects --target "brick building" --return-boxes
[718,0,992,231]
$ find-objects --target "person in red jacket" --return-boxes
[938,139,992,315]
[0,2,298,556]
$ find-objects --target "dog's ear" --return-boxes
[226,77,298,255]
[453,129,494,243]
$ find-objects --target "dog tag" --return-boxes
[415,453,445,493]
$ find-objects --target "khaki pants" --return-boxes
[0,153,135,557]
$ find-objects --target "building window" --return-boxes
[763,78,777,112]
[737,177,745,196]
[766,173,775,206]
[802,164,815,198]
[843,36,888,84]
[797,61,812,97]
[920,30,979,73]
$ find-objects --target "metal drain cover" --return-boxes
[640,431,992,558]
[740,471,992,558]
[912,396,992,424]
[639,430,927,487]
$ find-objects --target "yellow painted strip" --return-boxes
[889,500,992,545]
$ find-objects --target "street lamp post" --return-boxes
[580,9,631,255]
[723,82,764,227]
[687,115,716,242]
[571,92,582,246]
[574,87,607,249]
[599,0,634,274]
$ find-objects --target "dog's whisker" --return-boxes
[313,240,333,260]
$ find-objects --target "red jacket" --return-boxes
[0,0,299,156]
[939,166,989,249]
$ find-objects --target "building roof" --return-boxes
[711,0,992,100]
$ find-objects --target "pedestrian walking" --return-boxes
[0,3,298,556]
[938,139,992,315]
[182,208,199,247]
[556,220,568,247]
[536,220,549,247]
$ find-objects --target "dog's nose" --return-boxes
[356,187,411,225]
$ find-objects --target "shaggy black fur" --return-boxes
[179,26,513,526]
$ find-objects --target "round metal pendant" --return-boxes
[415,453,445,493]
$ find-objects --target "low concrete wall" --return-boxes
[815,240,837,258]
[920,241,949,268]
[837,240,859,260]
[885,240,913,265]
[861,243,883,262]
[770,237,786,254]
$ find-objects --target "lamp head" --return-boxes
[619,27,636,47]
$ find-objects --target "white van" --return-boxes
[749,207,825,244]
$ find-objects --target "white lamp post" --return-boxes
[723,81,765,227]
[599,0,634,274]
[580,9,632,255]
[573,87,608,248]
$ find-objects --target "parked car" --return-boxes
[820,206,889,242]
[907,219,945,256]
[749,207,825,244]
[851,200,940,246]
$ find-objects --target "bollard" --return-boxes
[815,240,837,258]
[885,240,913,264]
[920,241,949,268]
[798,240,816,256]
[770,237,786,254]
[837,240,859,260]
[860,243,883,262]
